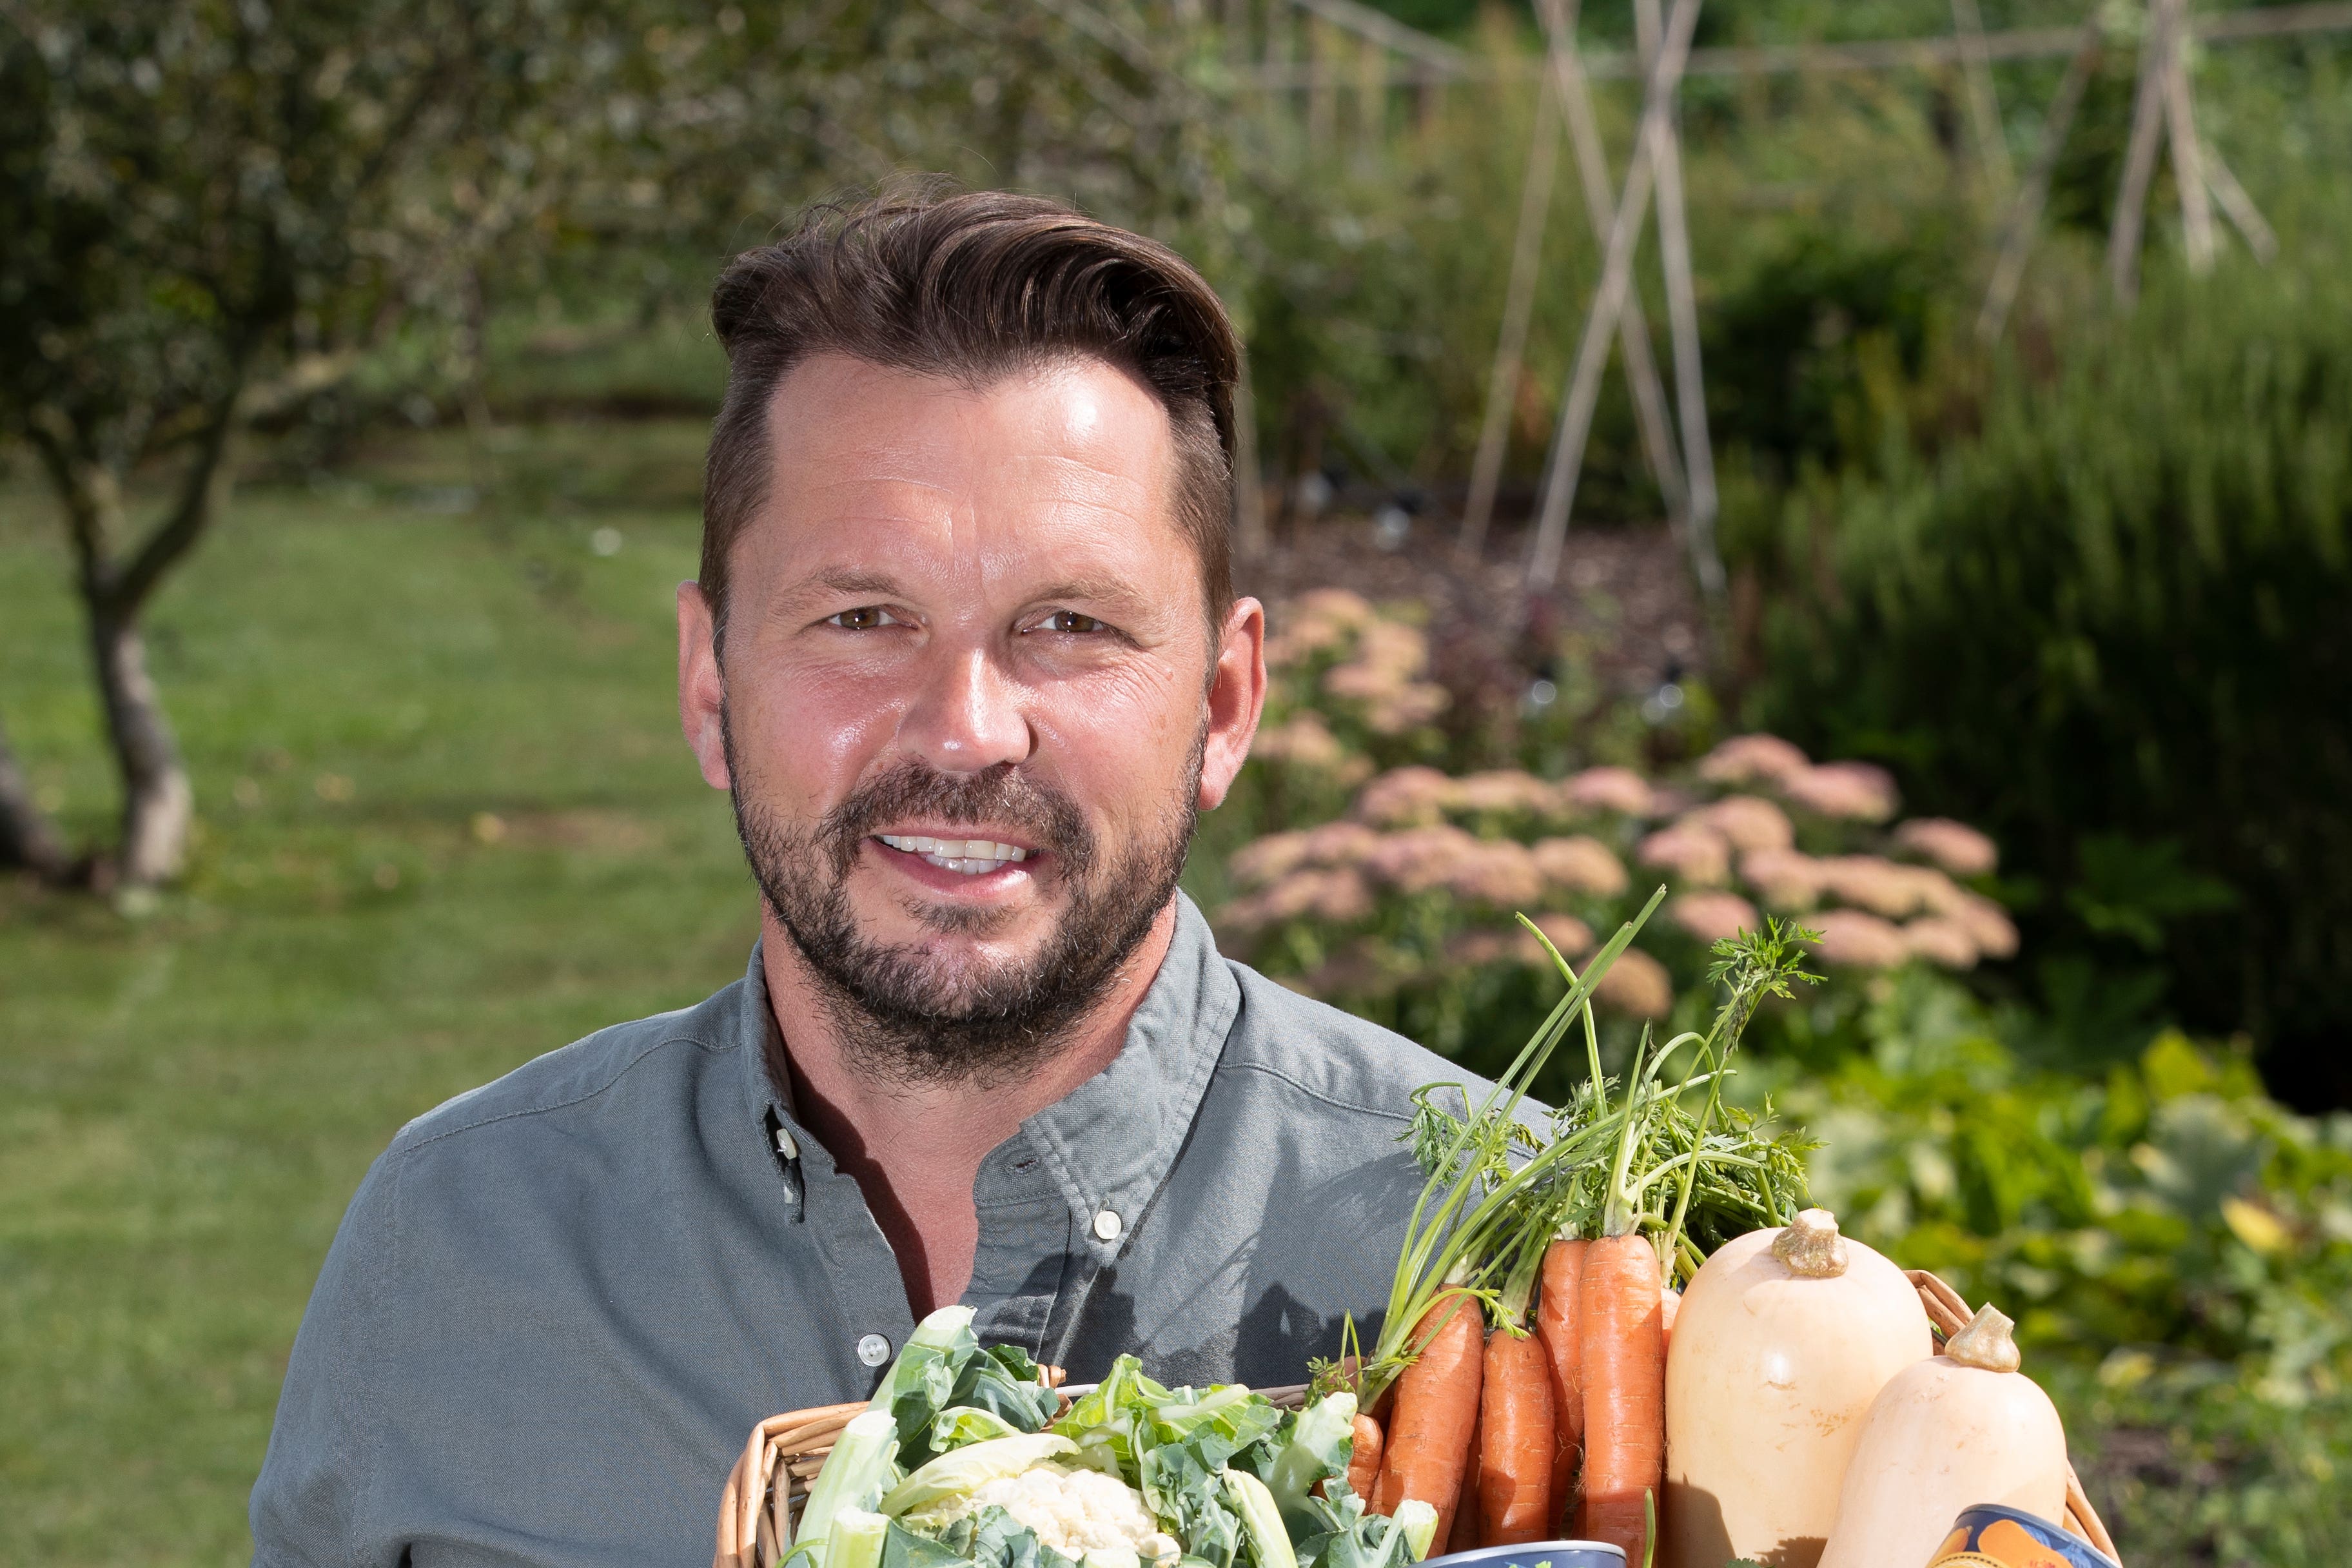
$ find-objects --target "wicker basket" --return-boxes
[716,1273,2121,1568]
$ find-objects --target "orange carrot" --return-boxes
[1478,1326,1557,1546]
[1577,1232,1665,1566]
[1346,1413,1384,1502]
[1659,1285,1681,1359]
[1534,1236,1589,1531]
[1371,1292,1485,1545]
[1448,1415,1484,1554]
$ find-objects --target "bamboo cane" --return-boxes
[1525,0,1701,593]
[2161,0,2217,273]
[1979,10,2104,340]
[1636,0,1723,602]
[2108,0,2175,305]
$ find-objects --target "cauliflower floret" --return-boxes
[936,1464,1179,1567]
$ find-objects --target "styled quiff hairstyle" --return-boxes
[700,187,1241,647]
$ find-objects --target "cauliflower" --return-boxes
[909,1463,1181,1568]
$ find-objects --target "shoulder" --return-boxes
[1213,957,1495,1124]
[384,982,741,1162]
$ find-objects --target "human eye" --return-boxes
[1031,609,1112,636]
[825,605,903,631]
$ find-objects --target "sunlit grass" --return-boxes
[0,442,758,1565]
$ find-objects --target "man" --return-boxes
[251,190,1478,1568]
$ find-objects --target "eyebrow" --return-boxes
[1025,576,1154,613]
[794,567,909,602]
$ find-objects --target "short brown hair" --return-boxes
[701,187,1240,647]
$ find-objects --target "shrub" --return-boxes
[1749,264,2352,1107]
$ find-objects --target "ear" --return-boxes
[1197,596,1268,813]
[678,582,732,791]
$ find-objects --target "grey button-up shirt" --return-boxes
[251,894,1482,1567]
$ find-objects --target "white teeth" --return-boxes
[876,833,1031,874]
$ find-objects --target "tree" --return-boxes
[0,0,564,885]
[0,0,1242,888]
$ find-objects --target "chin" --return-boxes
[872,893,1044,947]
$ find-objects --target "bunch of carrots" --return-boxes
[1324,896,1818,1568]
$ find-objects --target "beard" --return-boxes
[724,710,1203,1088]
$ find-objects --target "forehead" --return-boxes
[754,352,1183,561]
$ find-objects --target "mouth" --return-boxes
[873,832,1036,878]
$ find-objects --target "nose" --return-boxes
[897,643,1034,774]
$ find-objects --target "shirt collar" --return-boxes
[733,893,1239,1250]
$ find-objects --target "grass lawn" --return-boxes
[1,423,769,1565]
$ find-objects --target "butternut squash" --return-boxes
[1662,1210,1932,1568]
[1816,1304,2068,1568]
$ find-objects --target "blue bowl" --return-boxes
[1422,1542,1626,1568]
[1929,1504,2121,1568]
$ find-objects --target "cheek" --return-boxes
[730,662,903,805]
[1032,662,1203,817]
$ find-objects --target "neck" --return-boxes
[759,899,1180,1317]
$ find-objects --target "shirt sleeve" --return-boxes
[250,1142,404,1567]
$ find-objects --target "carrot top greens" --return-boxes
[1328,904,1821,1404]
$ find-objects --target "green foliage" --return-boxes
[1748,263,2352,1104]
[1767,974,2352,1563]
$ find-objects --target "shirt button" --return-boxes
[1092,1209,1122,1242]
[857,1333,892,1367]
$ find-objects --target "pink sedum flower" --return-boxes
[1228,831,1311,890]
[1951,891,2019,959]
[1697,733,1810,787]
[1892,817,2000,878]
[1593,948,1676,1018]
[1902,917,1981,970]
[1781,761,1900,822]
[1298,819,1382,866]
[1740,847,1828,910]
[1457,770,1558,817]
[1355,766,1461,827]
[1816,855,1962,919]
[1669,890,1761,945]
[1364,824,1484,892]
[1364,682,1449,735]
[1807,909,1912,968]
[1679,794,1795,854]
[1531,836,1631,898]
[1443,840,1546,908]
[1561,765,1658,818]
[1638,823,1732,887]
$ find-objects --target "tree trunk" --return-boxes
[89,611,193,887]
[0,713,72,881]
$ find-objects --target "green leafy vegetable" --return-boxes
[935,1506,1080,1568]
[931,1407,1026,1454]
[830,1509,892,1568]
[879,1522,978,1568]
[794,1411,903,1568]
[1260,1392,1356,1538]
[1220,1469,1297,1568]
[870,1306,1059,1469]
[881,1435,1080,1518]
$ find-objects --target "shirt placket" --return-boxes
[964,1135,1079,1362]
[784,1121,919,1392]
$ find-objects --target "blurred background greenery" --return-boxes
[3,1,2348,1564]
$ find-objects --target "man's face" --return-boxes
[678,353,1264,1080]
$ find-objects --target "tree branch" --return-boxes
[108,378,246,619]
